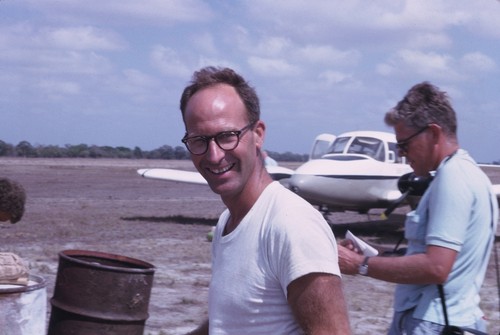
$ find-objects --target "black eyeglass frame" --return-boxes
[396,125,429,154]
[182,122,256,155]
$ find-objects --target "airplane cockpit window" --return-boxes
[346,137,385,162]
[388,142,405,163]
[328,137,350,154]
[311,140,332,160]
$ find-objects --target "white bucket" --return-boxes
[0,275,47,335]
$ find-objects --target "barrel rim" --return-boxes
[59,249,155,273]
[0,274,46,294]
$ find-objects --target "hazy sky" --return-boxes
[1,1,499,162]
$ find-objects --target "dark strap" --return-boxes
[438,284,450,326]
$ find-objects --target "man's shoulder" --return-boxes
[267,181,312,204]
[439,149,486,180]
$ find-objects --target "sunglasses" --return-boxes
[395,126,429,154]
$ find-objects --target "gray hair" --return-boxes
[385,82,457,136]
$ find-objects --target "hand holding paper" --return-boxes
[345,230,379,257]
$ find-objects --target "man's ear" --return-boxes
[253,120,266,150]
[427,123,442,143]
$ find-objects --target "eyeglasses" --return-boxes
[182,122,256,155]
[396,126,429,154]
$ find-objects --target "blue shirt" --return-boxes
[393,149,498,326]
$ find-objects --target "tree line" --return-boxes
[0,140,309,162]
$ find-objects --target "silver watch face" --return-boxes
[359,264,368,275]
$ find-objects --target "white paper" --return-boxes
[345,230,379,257]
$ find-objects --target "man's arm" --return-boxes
[185,319,208,335]
[287,273,351,335]
[339,244,457,284]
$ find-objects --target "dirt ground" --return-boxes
[1,157,499,335]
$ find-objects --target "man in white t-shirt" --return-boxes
[179,66,351,335]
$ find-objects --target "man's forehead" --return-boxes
[185,87,246,122]
[190,84,240,105]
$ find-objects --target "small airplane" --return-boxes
[287,131,413,214]
[138,130,500,217]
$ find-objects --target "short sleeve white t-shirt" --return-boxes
[208,181,340,335]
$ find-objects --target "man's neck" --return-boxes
[222,171,273,234]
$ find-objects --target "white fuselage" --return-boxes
[288,131,413,212]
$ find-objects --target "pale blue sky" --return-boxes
[1,0,499,162]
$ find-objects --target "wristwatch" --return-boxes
[358,256,370,276]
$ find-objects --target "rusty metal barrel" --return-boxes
[47,249,155,335]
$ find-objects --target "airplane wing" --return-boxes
[137,165,295,185]
[137,168,207,185]
[264,165,295,181]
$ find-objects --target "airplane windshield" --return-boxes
[347,137,385,161]
[329,137,350,154]
[328,136,386,161]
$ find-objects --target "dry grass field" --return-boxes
[1,157,499,334]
